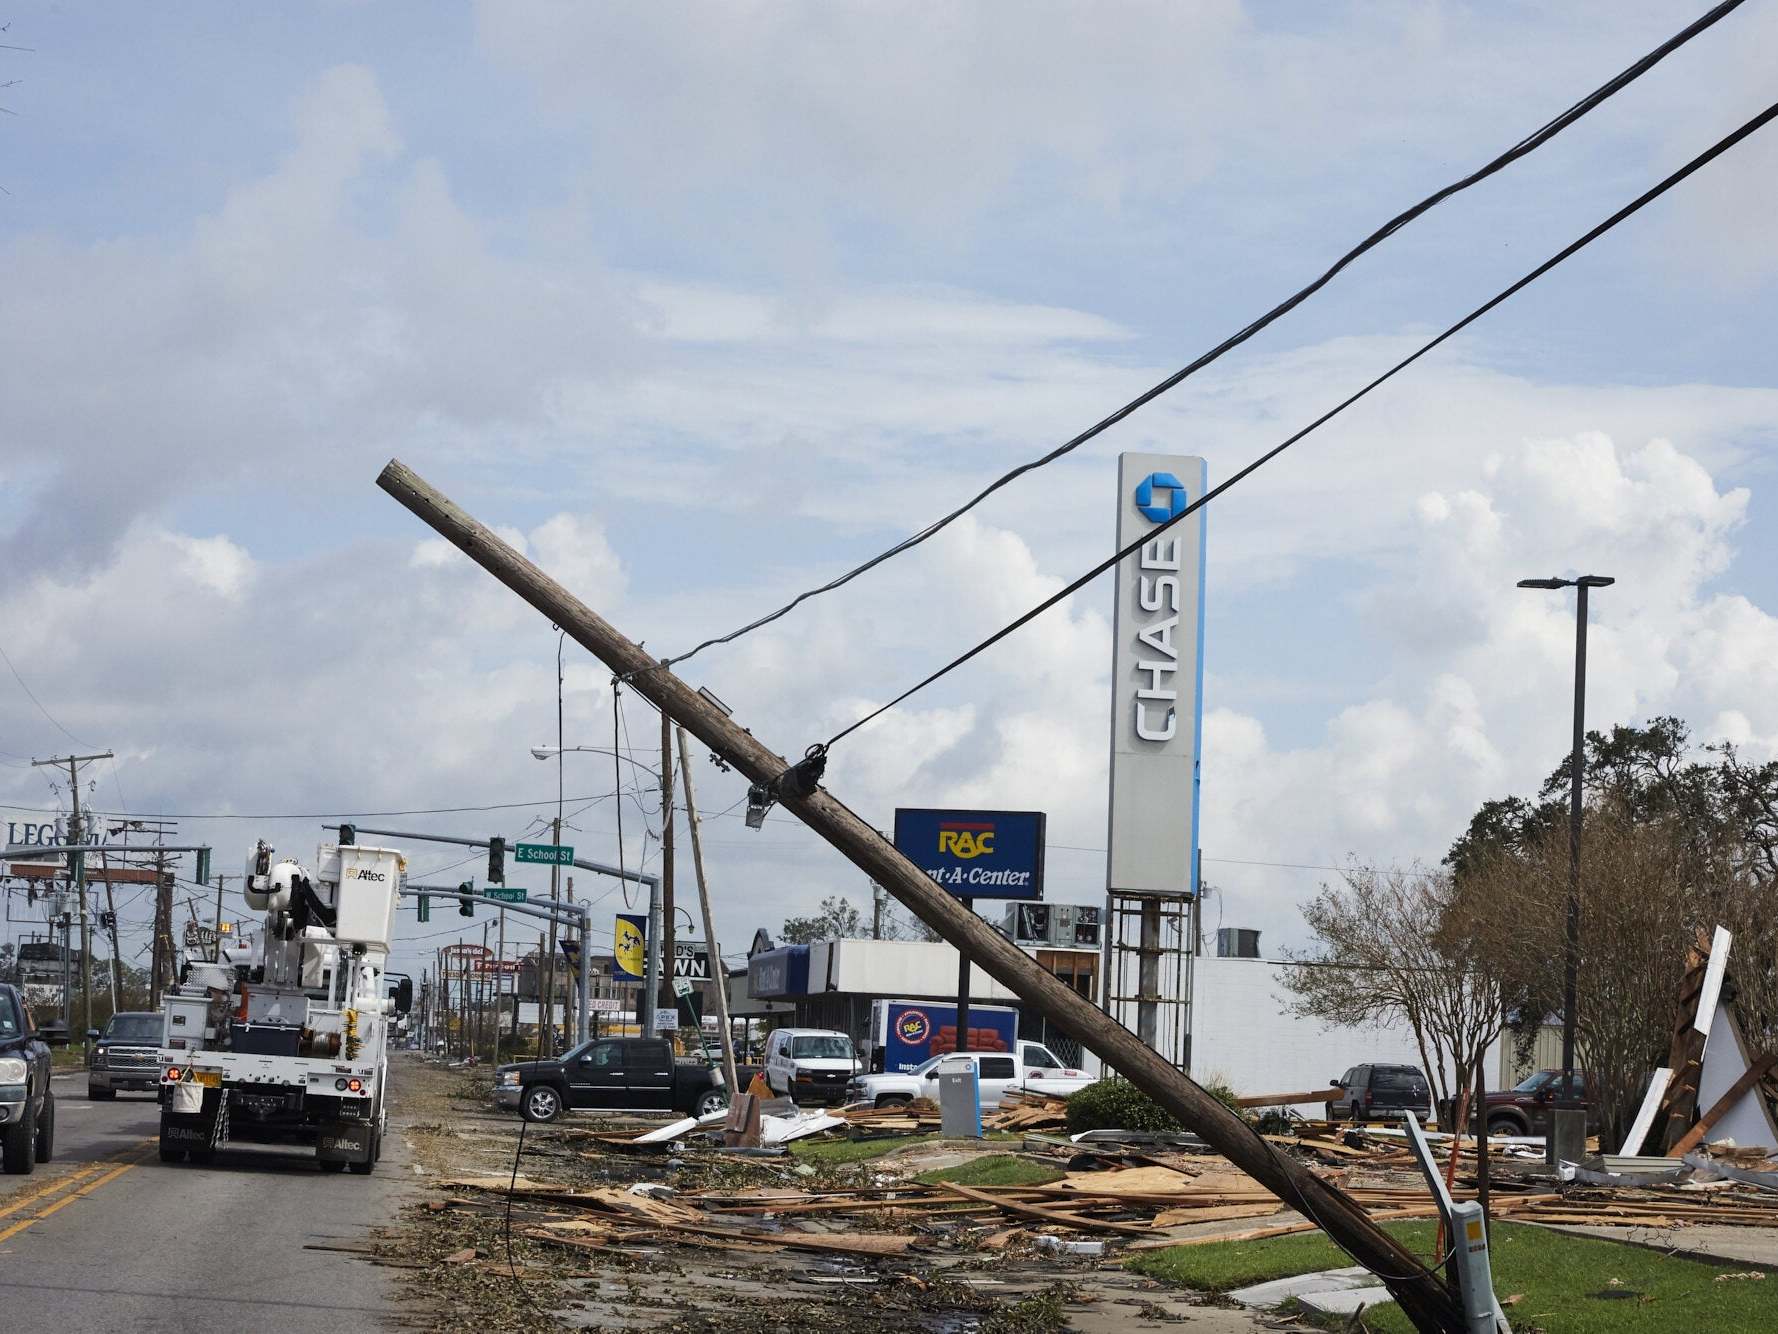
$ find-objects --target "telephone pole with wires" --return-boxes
[30,750,111,1041]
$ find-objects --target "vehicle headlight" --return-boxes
[0,1056,27,1083]
[92,1049,109,1068]
[497,1070,520,1086]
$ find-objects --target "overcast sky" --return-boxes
[4,2,1777,987]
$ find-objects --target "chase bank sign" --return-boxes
[1107,454,1206,898]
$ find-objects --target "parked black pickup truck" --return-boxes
[494,1037,729,1123]
[2,982,66,1175]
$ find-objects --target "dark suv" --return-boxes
[1480,1069,1600,1136]
[1326,1063,1432,1122]
[1,983,65,1175]
[88,1011,164,1099]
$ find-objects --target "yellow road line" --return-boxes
[0,1149,151,1243]
[0,1161,111,1220]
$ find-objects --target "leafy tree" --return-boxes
[780,895,868,944]
[1282,865,1502,1112]
[1447,718,1778,1143]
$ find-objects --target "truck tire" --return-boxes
[318,1157,347,1173]
[2,1100,35,1175]
[88,1086,115,1101]
[349,1129,379,1175]
[521,1085,562,1124]
[34,1091,54,1163]
[694,1088,728,1118]
[876,1094,912,1109]
[1487,1113,1525,1138]
[158,1141,186,1163]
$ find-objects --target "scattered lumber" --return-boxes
[1236,1087,1342,1109]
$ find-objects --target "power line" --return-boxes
[0,637,95,747]
[659,0,1752,671]
[823,96,1778,750]
[0,793,624,821]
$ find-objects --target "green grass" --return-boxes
[790,1133,938,1164]
[915,1154,1065,1188]
[1129,1221,1778,1333]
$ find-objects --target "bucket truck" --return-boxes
[156,840,408,1174]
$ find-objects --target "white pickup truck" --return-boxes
[846,1040,1095,1109]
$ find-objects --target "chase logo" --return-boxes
[896,1010,932,1045]
[937,822,995,859]
[1135,472,1187,523]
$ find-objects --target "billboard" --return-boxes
[870,999,1019,1073]
[613,913,648,981]
[1107,453,1206,898]
[892,808,1046,901]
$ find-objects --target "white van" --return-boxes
[764,1028,860,1103]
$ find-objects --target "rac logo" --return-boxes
[937,823,995,859]
[1134,471,1187,523]
[896,1010,932,1044]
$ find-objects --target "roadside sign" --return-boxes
[652,1010,679,1033]
[893,808,1046,901]
[587,997,623,1013]
[484,885,527,904]
[613,913,647,980]
[671,942,710,980]
[672,977,693,999]
[515,843,574,865]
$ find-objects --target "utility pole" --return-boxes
[659,707,676,1029]
[97,850,125,1007]
[495,901,507,1063]
[677,725,738,1098]
[32,750,111,1040]
[377,459,1467,1332]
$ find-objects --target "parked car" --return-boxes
[847,1041,1095,1110]
[493,1036,728,1123]
[763,1028,861,1104]
[1478,1069,1600,1136]
[1,983,65,1175]
[1325,1063,1432,1123]
[87,1010,165,1099]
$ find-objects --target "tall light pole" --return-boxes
[1517,572,1613,1154]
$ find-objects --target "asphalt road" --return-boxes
[0,1069,412,1332]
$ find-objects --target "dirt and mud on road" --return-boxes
[371,1058,1254,1333]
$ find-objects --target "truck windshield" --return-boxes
[791,1036,853,1060]
[106,1015,162,1042]
[0,995,19,1037]
[1512,1071,1555,1094]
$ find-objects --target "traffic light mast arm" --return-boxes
[324,825,657,892]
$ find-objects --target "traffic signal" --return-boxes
[99,911,116,931]
[458,880,474,917]
[418,893,430,923]
[195,846,211,886]
[487,837,505,885]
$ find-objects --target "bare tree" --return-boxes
[1282,865,1502,1111]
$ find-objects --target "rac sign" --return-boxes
[893,808,1045,902]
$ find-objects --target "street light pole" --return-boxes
[1518,572,1612,1159]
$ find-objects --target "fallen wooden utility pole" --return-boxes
[376,458,1469,1333]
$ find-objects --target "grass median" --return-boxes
[1128,1220,1776,1332]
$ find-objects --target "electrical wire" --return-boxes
[659,0,1753,671]
[823,97,1778,750]
[0,636,96,747]
[0,795,632,820]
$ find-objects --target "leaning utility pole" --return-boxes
[677,725,738,1098]
[659,707,676,1025]
[97,850,125,1006]
[377,459,1467,1331]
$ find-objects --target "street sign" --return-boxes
[515,843,574,865]
[672,977,693,999]
[483,885,527,904]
